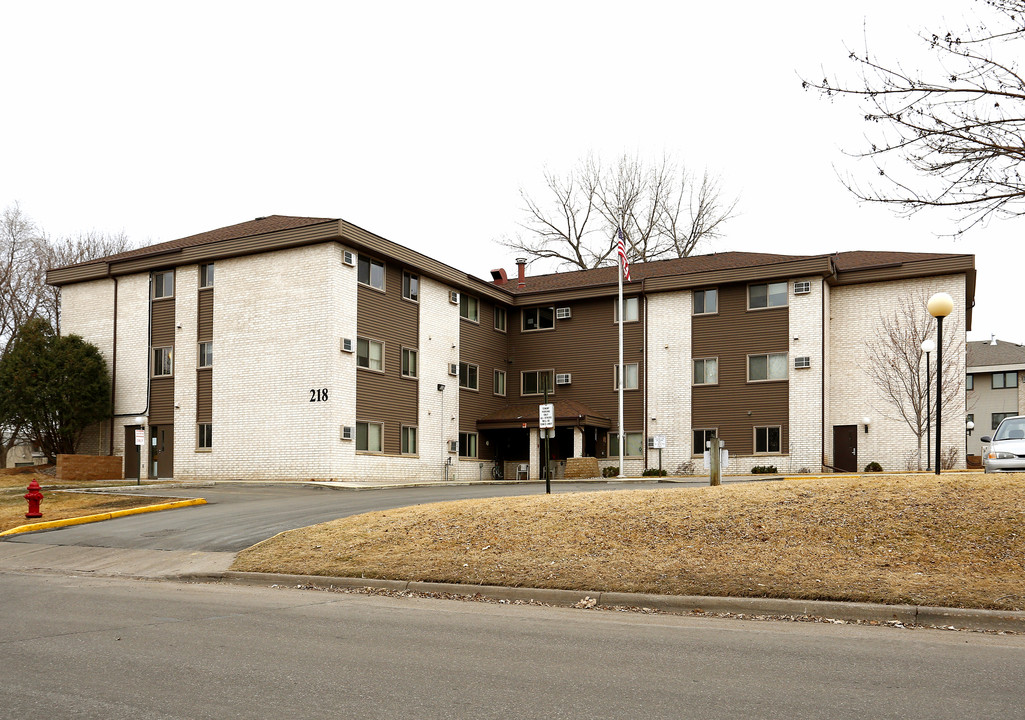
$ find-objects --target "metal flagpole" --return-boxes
[617,228,625,479]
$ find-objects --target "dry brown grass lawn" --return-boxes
[0,472,180,533]
[233,473,1025,611]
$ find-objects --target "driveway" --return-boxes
[0,481,665,576]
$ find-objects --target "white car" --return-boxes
[981,415,1025,473]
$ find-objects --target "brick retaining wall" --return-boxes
[56,454,124,481]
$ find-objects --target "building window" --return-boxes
[199,264,214,288]
[522,307,555,331]
[356,421,383,452]
[614,296,640,323]
[357,256,385,290]
[693,428,717,456]
[198,342,213,368]
[460,294,479,322]
[356,338,384,371]
[459,431,478,458]
[754,426,781,454]
[992,372,1018,389]
[693,357,718,385]
[459,362,478,390]
[614,363,639,390]
[494,369,506,397]
[748,282,787,309]
[693,289,717,315]
[401,426,418,455]
[521,369,555,396]
[967,413,974,425]
[749,352,788,382]
[494,306,507,332]
[153,271,174,299]
[402,272,419,302]
[197,423,212,450]
[152,347,173,377]
[993,412,1017,430]
[401,348,418,378]
[609,431,643,457]
[966,374,974,391]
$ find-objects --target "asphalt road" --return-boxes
[2,482,667,552]
[3,572,1024,720]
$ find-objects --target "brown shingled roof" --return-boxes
[830,250,967,272]
[57,215,337,270]
[967,339,1025,368]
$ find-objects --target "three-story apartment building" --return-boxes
[48,215,975,480]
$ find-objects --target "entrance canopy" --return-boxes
[476,399,611,430]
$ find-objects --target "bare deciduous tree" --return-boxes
[865,291,965,470]
[501,153,738,271]
[803,0,1025,233]
[0,202,135,466]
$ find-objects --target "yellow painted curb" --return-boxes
[0,498,207,538]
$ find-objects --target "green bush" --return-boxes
[864,461,883,472]
[751,465,778,474]
[602,466,619,478]
[642,468,667,476]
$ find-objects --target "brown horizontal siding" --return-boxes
[197,370,212,423]
[151,298,175,346]
[460,299,511,433]
[508,297,644,432]
[149,377,174,425]
[692,283,789,455]
[831,257,973,286]
[197,289,213,342]
[356,263,418,455]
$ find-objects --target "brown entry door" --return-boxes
[151,425,174,479]
[124,426,141,480]
[833,425,858,472]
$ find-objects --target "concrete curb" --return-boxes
[0,498,208,538]
[206,571,1025,633]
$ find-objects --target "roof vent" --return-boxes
[491,268,508,285]
[254,216,267,221]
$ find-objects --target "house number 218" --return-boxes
[310,388,329,402]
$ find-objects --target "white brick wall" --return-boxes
[787,277,824,473]
[645,291,693,473]
[828,274,967,472]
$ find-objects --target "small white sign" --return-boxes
[134,428,145,447]
[539,403,555,429]
[651,434,666,449]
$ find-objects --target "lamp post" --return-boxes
[966,419,975,461]
[927,293,954,475]
[921,339,935,471]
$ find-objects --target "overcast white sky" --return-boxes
[2,1,1018,343]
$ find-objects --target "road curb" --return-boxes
[0,498,208,538]
[205,571,1025,633]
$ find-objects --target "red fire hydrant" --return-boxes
[25,480,43,519]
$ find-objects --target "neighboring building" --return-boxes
[966,338,1025,458]
[47,215,976,480]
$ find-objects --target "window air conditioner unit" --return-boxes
[448,440,459,453]
[794,281,811,295]
[449,291,460,304]
[341,338,354,353]
[556,307,572,320]
[555,373,572,385]
[343,250,356,267]
[341,426,354,441]
[647,437,656,449]
[795,356,811,369]
[448,363,459,376]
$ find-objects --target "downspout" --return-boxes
[113,273,152,422]
[108,276,118,456]
[821,257,835,471]
[642,290,648,471]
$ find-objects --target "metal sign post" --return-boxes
[539,377,554,495]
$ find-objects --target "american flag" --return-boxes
[616,228,631,282]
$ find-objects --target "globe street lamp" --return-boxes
[921,339,935,471]
[927,293,954,475]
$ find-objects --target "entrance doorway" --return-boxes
[833,425,858,472]
[124,426,141,480]
[150,425,174,478]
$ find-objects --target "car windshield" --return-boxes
[994,418,1025,441]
